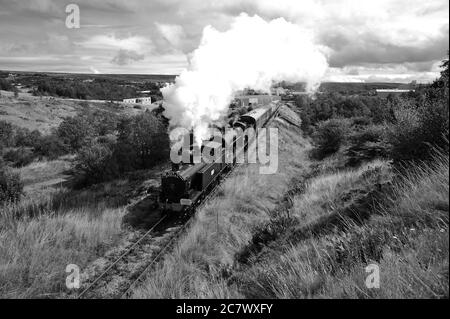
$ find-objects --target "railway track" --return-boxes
[76,104,282,299]
[76,163,240,299]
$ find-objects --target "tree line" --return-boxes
[1,108,169,203]
[296,56,449,166]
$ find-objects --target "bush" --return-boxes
[3,147,35,167]
[91,112,119,136]
[388,99,449,163]
[34,134,68,159]
[0,167,23,203]
[15,129,42,147]
[351,116,372,127]
[115,112,169,170]
[387,101,422,162]
[418,99,449,152]
[97,134,117,146]
[0,120,14,149]
[312,119,350,159]
[74,142,119,187]
[57,116,94,152]
[344,125,390,167]
[0,122,42,151]
[0,78,13,91]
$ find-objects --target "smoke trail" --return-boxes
[162,13,328,144]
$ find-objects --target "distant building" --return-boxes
[271,87,286,96]
[375,89,414,98]
[122,97,152,105]
[234,95,281,107]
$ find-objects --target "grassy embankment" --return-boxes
[132,106,448,298]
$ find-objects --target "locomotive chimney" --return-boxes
[172,162,181,171]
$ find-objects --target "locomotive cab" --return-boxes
[160,162,205,212]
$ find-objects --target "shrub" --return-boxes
[74,142,119,187]
[3,147,35,167]
[351,116,372,127]
[0,78,13,91]
[34,134,68,159]
[97,134,117,146]
[0,167,23,203]
[0,122,42,150]
[91,112,119,136]
[15,128,42,147]
[312,119,350,159]
[387,101,422,162]
[370,101,396,124]
[417,99,449,153]
[388,99,449,163]
[57,116,94,152]
[0,120,14,149]
[344,125,390,167]
[115,112,169,170]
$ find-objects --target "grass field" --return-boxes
[0,103,447,299]
[0,186,126,298]
[0,91,153,134]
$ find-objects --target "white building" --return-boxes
[122,97,152,105]
[376,89,414,98]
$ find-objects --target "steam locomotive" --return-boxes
[158,102,280,213]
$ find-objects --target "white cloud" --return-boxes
[247,0,449,64]
[78,34,152,53]
[111,49,145,65]
[0,0,447,81]
[89,66,101,74]
[155,23,185,48]
[324,60,444,83]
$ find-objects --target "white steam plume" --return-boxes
[162,13,328,144]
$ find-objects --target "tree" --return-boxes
[0,120,14,149]
[74,142,118,186]
[34,134,68,159]
[312,118,350,159]
[57,116,94,152]
[439,55,449,88]
[115,112,169,170]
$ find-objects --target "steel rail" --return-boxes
[77,214,167,299]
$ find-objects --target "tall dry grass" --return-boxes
[132,115,448,299]
[131,115,312,298]
[237,151,448,299]
[0,185,126,298]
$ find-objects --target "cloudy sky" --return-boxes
[0,0,448,82]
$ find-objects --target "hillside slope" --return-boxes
[0,92,151,134]
[130,105,313,298]
[131,105,449,299]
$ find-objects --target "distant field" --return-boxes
[0,70,177,83]
[0,91,156,134]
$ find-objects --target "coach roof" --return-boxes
[240,107,268,122]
